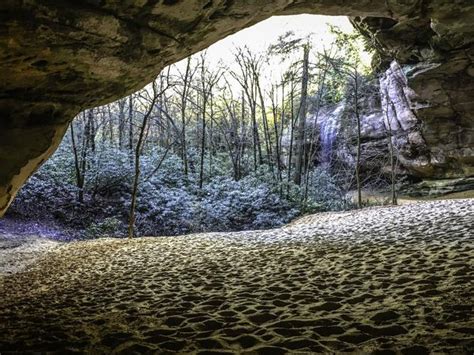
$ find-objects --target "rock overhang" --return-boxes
[0,0,473,216]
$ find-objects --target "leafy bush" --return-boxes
[134,183,197,236]
[195,174,299,231]
[305,166,353,211]
[84,217,124,239]
[9,144,80,222]
[10,135,353,239]
[86,148,133,198]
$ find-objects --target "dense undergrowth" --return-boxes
[9,144,355,238]
[7,24,393,239]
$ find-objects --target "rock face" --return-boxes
[1,1,473,215]
[354,8,474,178]
[378,61,431,176]
[401,177,474,197]
[380,60,474,179]
[318,60,473,184]
[313,93,400,180]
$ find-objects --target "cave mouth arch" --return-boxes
[1,1,473,216]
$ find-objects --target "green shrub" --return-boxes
[84,217,123,239]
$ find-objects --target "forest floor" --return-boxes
[0,199,473,353]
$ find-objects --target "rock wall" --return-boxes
[379,59,473,179]
[353,7,474,178]
[1,1,473,215]
[379,61,432,177]
[313,97,394,179]
[318,60,473,182]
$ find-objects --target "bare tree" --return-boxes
[70,117,86,203]
[293,44,310,185]
[128,94,134,161]
[215,83,249,181]
[197,53,221,189]
[128,77,170,238]
[231,47,264,171]
[270,84,283,187]
[117,98,126,149]
[286,73,297,194]
[173,57,197,176]
[302,48,334,204]
[382,81,398,205]
[69,109,97,203]
[326,26,368,208]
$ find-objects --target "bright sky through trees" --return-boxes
[171,15,372,90]
[206,15,355,63]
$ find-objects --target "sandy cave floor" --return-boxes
[0,199,473,354]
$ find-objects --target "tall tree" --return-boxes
[286,73,297,195]
[197,53,221,189]
[302,48,334,204]
[293,44,310,185]
[232,47,264,171]
[268,32,313,186]
[128,94,134,160]
[327,26,370,208]
[128,78,170,238]
[382,75,399,206]
[117,98,126,149]
[70,116,85,203]
[174,57,196,176]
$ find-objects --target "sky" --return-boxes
[169,15,371,92]
[205,14,355,65]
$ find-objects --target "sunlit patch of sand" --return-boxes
[345,189,474,206]
[0,236,59,275]
[1,199,473,353]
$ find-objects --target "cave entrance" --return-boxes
[1,2,472,219]
[5,14,381,237]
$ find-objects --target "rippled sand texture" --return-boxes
[1,199,473,354]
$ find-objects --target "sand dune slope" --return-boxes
[1,199,473,353]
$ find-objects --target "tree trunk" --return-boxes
[70,122,85,203]
[251,97,258,172]
[118,99,126,149]
[388,100,398,205]
[199,99,206,189]
[287,80,295,195]
[181,57,192,176]
[238,93,246,180]
[256,77,274,175]
[354,68,362,209]
[198,62,207,189]
[208,92,214,178]
[107,104,115,146]
[128,84,158,238]
[271,86,283,188]
[294,45,309,185]
[128,95,134,160]
[303,56,330,204]
[87,109,96,153]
